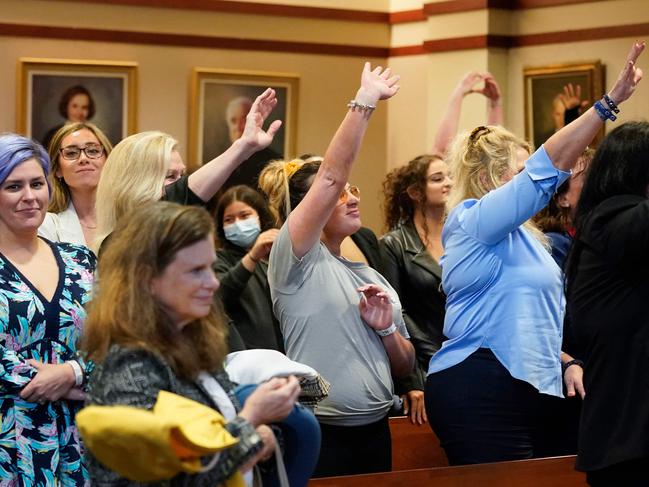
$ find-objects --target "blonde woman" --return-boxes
[95,88,280,251]
[424,42,644,466]
[39,122,112,246]
[259,63,414,478]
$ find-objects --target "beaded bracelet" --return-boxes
[594,100,617,122]
[562,358,584,376]
[347,100,376,113]
[603,94,620,114]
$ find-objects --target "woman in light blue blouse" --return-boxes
[424,42,645,465]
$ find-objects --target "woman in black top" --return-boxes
[380,154,451,425]
[566,119,649,486]
[215,185,284,351]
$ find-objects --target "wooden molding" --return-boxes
[422,34,511,53]
[0,23,389,58]
[2,20,647,57]
[49,0,389,23]
[389,9,427,24]
[392,23,649,56]
[512,22,649,47]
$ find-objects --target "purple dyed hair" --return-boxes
[0,133,52,197]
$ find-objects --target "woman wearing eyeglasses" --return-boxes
[39,122,112,246]
[424,42,644,466]
[258,63,414,478]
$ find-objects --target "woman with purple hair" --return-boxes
[0,133,95,485]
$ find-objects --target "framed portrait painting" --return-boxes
[524,61,604,149]
[17,58,137,148]
[189,68,299,188]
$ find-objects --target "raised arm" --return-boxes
[188,88,282,201]
[483,73,504,126]
[545,41,644,171]
[288,63,400,258]
[431,72,482,156]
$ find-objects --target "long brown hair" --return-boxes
[83,202,227,379]
[534,148,594,233]
[382,154,443,232]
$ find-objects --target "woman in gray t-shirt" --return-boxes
[259,63,414,478]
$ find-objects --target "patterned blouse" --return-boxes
[0,240,96,486]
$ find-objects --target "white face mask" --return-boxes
[223,216,261,249]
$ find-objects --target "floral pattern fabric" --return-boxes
[0,240,95,487]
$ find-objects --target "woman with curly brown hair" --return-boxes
[380,154,451,425]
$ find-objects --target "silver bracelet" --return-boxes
[347,100,376,113]
[66,360,84,386]
[375,323,398,337]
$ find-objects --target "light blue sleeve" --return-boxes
[458,145,571,245]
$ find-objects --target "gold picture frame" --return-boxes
[524,61,604,149]
[188,68,299,173]
[17,58,138,147]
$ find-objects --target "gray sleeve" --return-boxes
[268,222,322,295]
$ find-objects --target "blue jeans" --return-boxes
[235,384,321,487]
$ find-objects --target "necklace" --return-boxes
[80,221,97,229]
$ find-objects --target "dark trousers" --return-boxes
[424,348,579,465]
[312,415,391,478]
[586,457,649,486]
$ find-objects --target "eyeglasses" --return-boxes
[339,185,360,204]
[59,144,104,161]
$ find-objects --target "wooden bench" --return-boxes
[309,455,587,487]
[388,416,448,470]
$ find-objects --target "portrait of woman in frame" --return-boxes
[17,58,137,148]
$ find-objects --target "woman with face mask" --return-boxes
[214,185,284,351]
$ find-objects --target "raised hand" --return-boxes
[559,83,589,110]
[356,63,400,105]
[358,284,393,332]
[454,71,483,96]
[481,74,502,103]
[249,228,279,261]
[239,88,283,152]
[608,40,645,104]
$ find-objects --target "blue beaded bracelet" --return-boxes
[594,100,617,122]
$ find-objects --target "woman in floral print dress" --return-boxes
[0,134,95,486]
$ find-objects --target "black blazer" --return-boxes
[351,226,386,276]
[380,222,446,391]
[568,195,649,471]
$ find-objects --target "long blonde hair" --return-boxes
[47,122,113,213]
[446,125,549,249]
[83,202,227,379]
[95,131,177,249]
